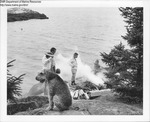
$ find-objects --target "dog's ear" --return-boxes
[44,69,57,80]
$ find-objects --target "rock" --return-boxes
[7,101,37,115]
[9,90,142,115]
[15,98,142,115]
[15,102,90,115]
[7,96,49,115]
[7,8,49,22]
[45,110,89,115]
[71,100,143,115]
[15,109,89,115]
[17,96,49,107]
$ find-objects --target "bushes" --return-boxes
[115,86,143,98]
[7,59,25,102]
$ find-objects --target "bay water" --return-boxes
[8,8,126,94]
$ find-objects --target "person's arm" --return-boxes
[50,58,56,72]
[42,55,50,65]
[69,59,74,67]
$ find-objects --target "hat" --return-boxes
[45,52,54,57]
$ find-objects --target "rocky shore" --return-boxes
[7,72,143,115]
[7,8,49,22]
[7,90,143,115]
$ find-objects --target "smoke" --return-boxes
[55,53,104,85]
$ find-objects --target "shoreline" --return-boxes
[7,8,49,22]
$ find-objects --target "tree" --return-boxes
[119,7,143,88]
[101,7,143,102]
[7,59,25,102]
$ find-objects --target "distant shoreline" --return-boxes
[7,8,49,22]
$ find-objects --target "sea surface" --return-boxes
[8,8,127,94]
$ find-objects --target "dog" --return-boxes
[35,69,72,111]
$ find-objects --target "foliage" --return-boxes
[101,7,143,102]
[7,59,25,102]
[119,7,143,87]
[119,7,143,48]
[8,13,48,22]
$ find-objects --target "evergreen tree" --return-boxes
[119,7,143,88]
[7,59,25,102]
[101,7,143,102]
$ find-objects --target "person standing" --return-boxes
[70,52,78,85]
[42,47,56,95]
[42,47,56,72]
[93,59,101,74]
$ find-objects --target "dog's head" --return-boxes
[35,69,57,82]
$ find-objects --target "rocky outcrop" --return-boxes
[7,90,143,115]
[7,96,49,115]
[7,8,49,22]
[7,101,37,115]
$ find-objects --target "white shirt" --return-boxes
[70,58,78,70]
[42,55,55,70]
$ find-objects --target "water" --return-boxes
[7,7,126,94]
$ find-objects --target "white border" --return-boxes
[0,0,150,122]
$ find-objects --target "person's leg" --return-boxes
[71,69,77,85]
[71,73,75,85]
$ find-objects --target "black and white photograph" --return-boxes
[0,0,150,122]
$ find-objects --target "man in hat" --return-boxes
[27,48,58,96]
[70,52,78,85]
[41,47,56,95]
[42,47,56,72]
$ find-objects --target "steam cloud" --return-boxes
[55,53,104,85]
